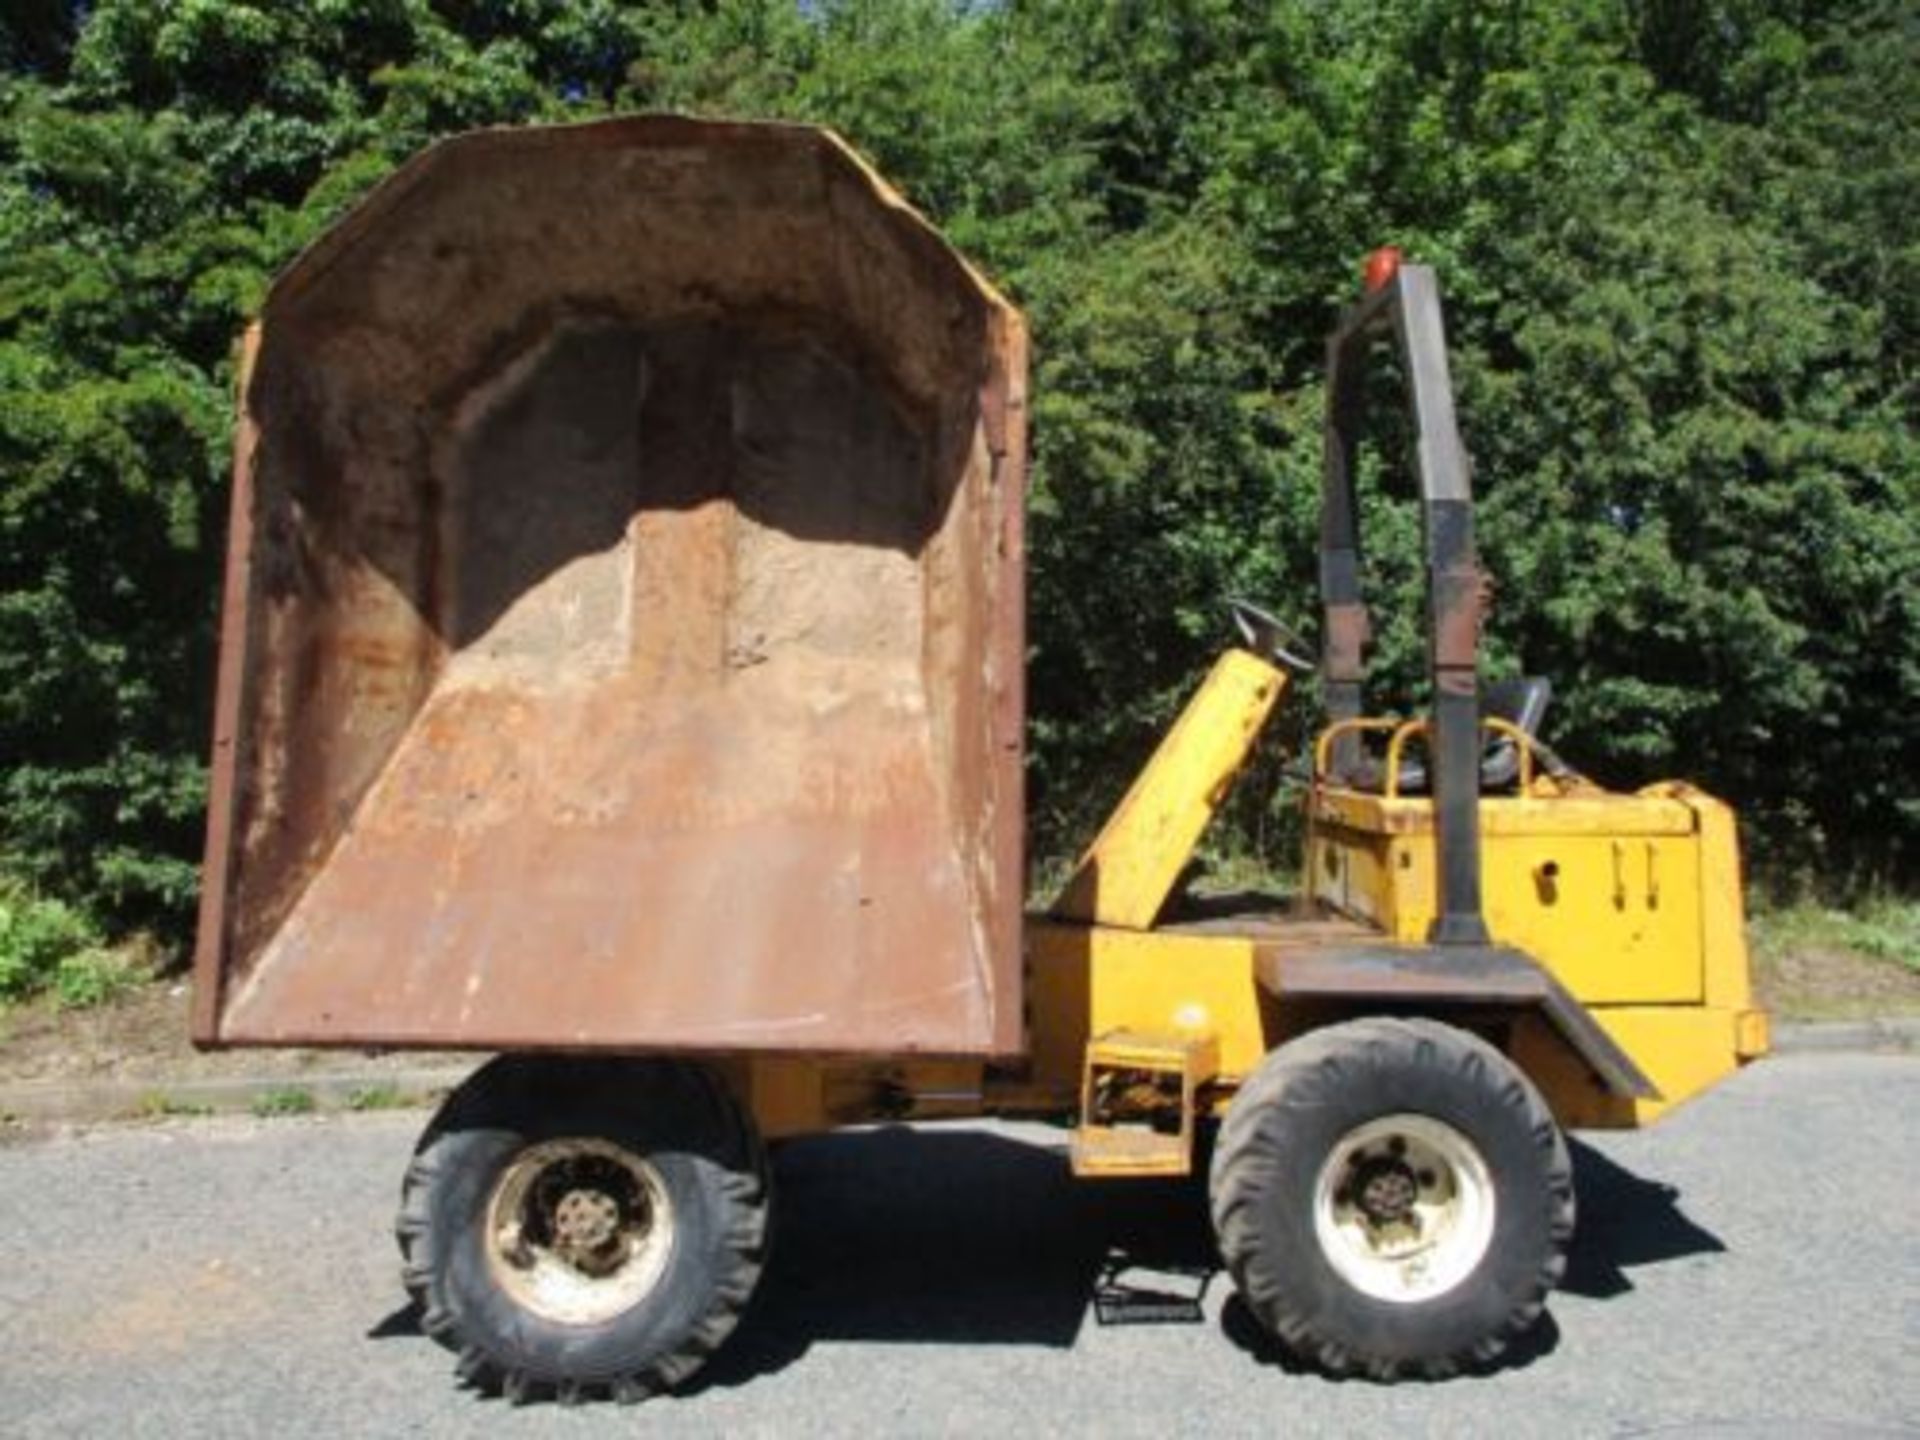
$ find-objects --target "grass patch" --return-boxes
[0,883,98,1002]
[1188,851,1295,898]
[0,873,167,1015]
[250,1086,316,1118]
[1751,899,1920,974]
[1749,898,1920,1020]
[134,1091,214,1119]
[52,949,143,1010]
[345,1082,407,1112]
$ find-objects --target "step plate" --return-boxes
[1070,1125,1191,1178]
[1072,1028,1220,1177]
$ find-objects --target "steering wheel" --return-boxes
[1228,598,1318,674]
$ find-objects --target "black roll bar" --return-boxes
[1319,262,1490,946]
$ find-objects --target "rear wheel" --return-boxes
[397,1056,768,1405]
[1210,1017,1573,1379]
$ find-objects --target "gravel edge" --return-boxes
[0,1064,479,1125]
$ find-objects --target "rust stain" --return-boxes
[1432,564,1482,673]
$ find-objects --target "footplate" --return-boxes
[1070,1029,1220,1178]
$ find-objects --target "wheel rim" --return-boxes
[1311,1113,1495,1304]
[484,1138,675,1326]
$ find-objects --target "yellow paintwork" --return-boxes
[1305,741,1767,1121]
[717,1055,989,1139]
[1652,782,1759,1015]
[1071,1029,1220,1176]
[1586,782,1766,1124]
[1021,724,1765,1144]
[1054,649,1286,928]
[1308,795,1708,1004]
[735,1057,823,1137]
[1027,920,1270,1095]
[1310,786,1697,837]
[1086,1029,1224,1073]
[1585,1007,1751,1125]
[721,686,1765,1152]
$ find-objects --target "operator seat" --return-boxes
[1349,676,1552,795]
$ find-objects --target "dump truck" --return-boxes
[191,116,1769,1403]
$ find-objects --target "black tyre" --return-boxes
[396,1055,769,1405]
[1210,1016,1573,1380]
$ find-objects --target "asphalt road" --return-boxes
[2,1052,1915,1439]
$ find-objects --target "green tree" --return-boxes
[0,0,1912,949]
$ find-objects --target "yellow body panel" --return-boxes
[1023,708,1763,1141]
[1311,788,1697,836]
[722,701,1765,1148]
[1027,920,1268,1094]
[1054,649,1286,928]
[1655,783,1760,1014]
[1307,766,1766,1120]
[718,1055,989,1140]
[1311,809,1707,1004]
[1586,1007,1752,1126]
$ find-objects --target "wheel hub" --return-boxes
[484,1138,676,1326]
[1312,1114,1497,1304]
[1351,1158,1420,1227]
[552,1187,625,1268]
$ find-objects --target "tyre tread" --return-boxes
[395,1055,769,1406]
[1210,1016,1574,1381]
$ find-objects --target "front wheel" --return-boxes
[396,1056,769,1405]
[1210,1017,1573,1379]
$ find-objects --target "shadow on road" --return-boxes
[1220,1291,1566,1377]
[693,1124,1217,1390]
[364,1124,1728,1391]
[367,1303,421,1340]
[1561,1138,1726,1299]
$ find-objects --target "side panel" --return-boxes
[1311,797,1707,1004]
[1306,820,1398,931]
[1461,834,1702,1003]
[1649,783,1759,1013]
[1030,919,1667,1128]
[1026,921,1269,1095]
[1526,1008,1755,1128]
[1556,785,1769,1127]
[1301,782,1764,1127]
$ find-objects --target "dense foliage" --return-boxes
[1,0,1913,951]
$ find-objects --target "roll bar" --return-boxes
[1319,258,1490,946]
